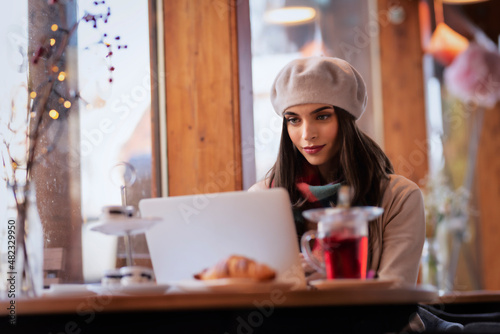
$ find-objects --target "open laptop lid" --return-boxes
[139,188,305,289]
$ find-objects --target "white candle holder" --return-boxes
[90,205,161,267]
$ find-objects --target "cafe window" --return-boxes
[1,0,382,285]
[77,0,155,281]
[249,0,383,181]
[0,0,158,284]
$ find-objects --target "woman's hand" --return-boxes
[299,253,326,283]
[299,253,315,274]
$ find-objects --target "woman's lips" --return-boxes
[303,145,325,155]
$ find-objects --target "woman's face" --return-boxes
[284,103,340,173]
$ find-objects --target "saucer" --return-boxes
[89,216,162,236]
[43,284,98,298]
[309,278,396,290]
[87,283,170,296]
[174,279,293,293]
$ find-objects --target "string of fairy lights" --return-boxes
[28,0,126,122]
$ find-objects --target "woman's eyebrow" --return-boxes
[284,106,333,116]
[310,106,334,114]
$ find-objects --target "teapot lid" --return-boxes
[302,206,384,223]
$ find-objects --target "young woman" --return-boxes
[249,57,425,286]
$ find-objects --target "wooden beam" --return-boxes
[477,105,500,290]
[162,0,244,196]
[148,0,163,197]
[378,0,428,184]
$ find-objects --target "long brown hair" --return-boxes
[268,107,394,208]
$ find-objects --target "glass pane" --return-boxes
[0,0,155,285]
[76,0,153,282]
[77,0,153,282]
[0,0,28,297]
[78,0,152,216]
[250,0,380,181]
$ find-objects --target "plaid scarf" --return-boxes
[295,167,343,208]
[292,169,344,240]
[296,181,343,208]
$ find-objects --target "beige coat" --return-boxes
[249,174,426,286]
[369,174,425,286]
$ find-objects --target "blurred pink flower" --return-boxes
[444,42,500,108]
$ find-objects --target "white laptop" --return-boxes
[139,188,306,289]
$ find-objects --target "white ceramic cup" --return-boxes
[119,266,154,285]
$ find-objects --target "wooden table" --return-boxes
[0,285,438,334]
[428,290,500,314]
[437,290,500,304]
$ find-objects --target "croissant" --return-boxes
[194,255,276,281]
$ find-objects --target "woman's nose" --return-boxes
[302,122,317,141]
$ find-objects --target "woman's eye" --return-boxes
[317,114,330,120]
[286,118,299,124]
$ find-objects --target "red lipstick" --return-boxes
[303,145,325,154]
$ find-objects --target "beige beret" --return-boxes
[270,57,368,120]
